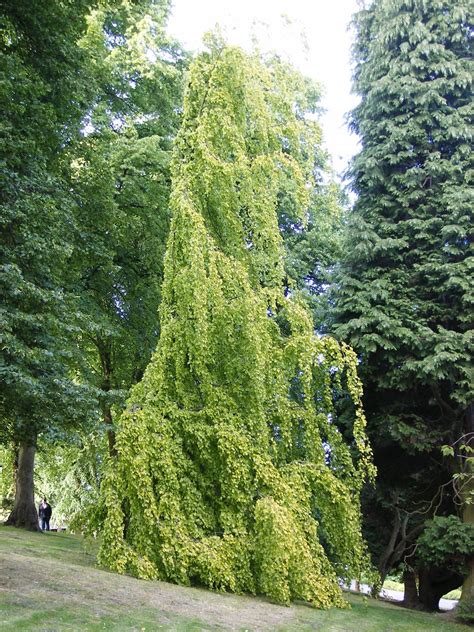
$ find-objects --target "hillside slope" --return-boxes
[0,527,466,631]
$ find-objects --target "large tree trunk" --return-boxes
[418,565,463,612]
[460,554,474,607]
[459,482,474,613]
[418,567,440,611]
[12,441,19,488]
[402,568,420,608]
[461,403,474,609]
[5,441,39,530]
[99,345,117,457]
[103,404,117,457]
[458,402,474,615]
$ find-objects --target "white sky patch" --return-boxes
[167,0,361,177]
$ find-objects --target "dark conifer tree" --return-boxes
[333,0,473,611]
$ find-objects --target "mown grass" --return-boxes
[0,602,216,632]
[0,526,467,631]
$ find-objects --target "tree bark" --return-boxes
[5,441,40,530]
[460,554,474,611]
[12,441,19,489]
[103,404,117,457]
[99,344,117,457]
[418,565,463,612]
[459,487,474,609]
[377,497,401,587]
[418,567,440,611]
[458,402,474,615]
[402,568,420,608]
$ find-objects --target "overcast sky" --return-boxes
[167,0,361,176]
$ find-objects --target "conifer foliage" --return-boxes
[333,0,473,610]
[98,42,374,606]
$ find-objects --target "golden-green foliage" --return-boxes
[98,41,375,607]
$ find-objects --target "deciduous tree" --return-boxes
[0,0,101,529]
[70,0,185,455]
[98,41,375,606]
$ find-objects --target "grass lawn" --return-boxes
[0,526,467,631]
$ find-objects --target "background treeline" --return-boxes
[0,0,472,618]
[1,0,186,524]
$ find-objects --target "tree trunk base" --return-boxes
[418,565,463,612]
[5,442,39,531]
[5,501,40,531]
[401,568,421,609]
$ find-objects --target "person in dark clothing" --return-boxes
[38,498,52,531]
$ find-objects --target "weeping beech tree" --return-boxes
[98,41,375,606]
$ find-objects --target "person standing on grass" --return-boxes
[38,498,52,531]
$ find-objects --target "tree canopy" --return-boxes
[69,0,186,455]
[0,0,99,448]
[0,0,105,529]
[0,0,184,528]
